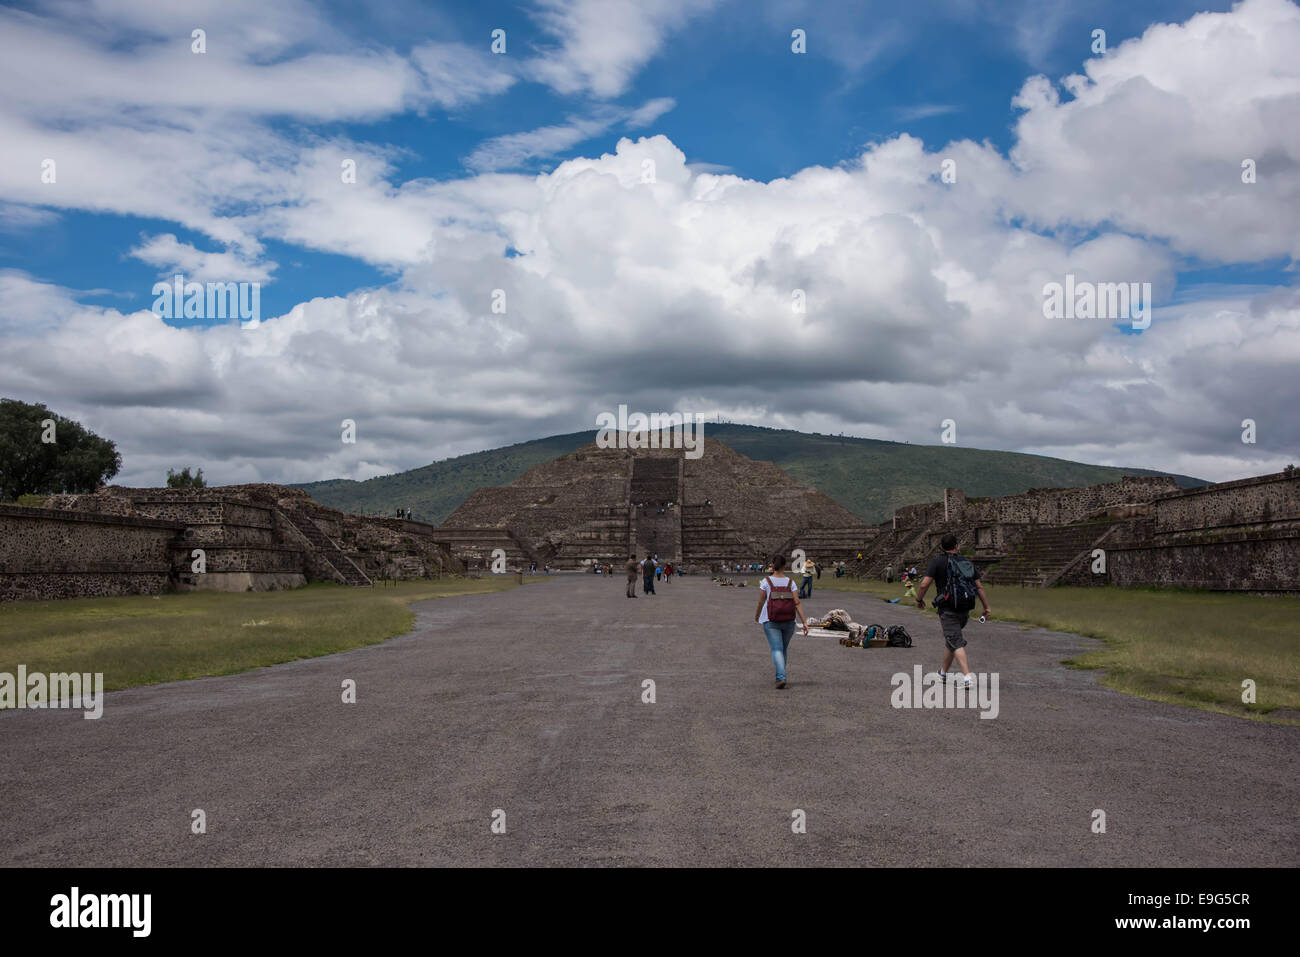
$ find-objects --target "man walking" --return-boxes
[914,534,991,688]
[642,556,656,596]
[625,554,639,598]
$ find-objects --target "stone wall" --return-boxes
[895,501,945,530]
[1093,471,1300,592]
[953,476,1180,526]
[0,504,181,601]
[135,499,275,546]
[5,483,462,601]
[1152,471,1299,533]
[886,470,1297,592]
[1107,529,1300,592]
[433,528,532,570]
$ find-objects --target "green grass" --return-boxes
[0,577,546,694]
[813,578,1300,725]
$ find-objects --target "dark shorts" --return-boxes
[939,608,969,651]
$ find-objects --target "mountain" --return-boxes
[292,424,1208,525]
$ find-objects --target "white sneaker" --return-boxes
[961,674,975,687]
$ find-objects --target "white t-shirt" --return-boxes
[758,575,797,624]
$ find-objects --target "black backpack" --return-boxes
[936,554,978,613]
[884,625,912,648]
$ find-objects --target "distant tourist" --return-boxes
[815,562,822,580]
[914,534,991,689]
[885,564,893,583]
[799,556,815,598]
[754,554,809,690]
[642,556,656,596]
[625,554,639,598]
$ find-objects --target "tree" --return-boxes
[166,467,206,488]
[0,398,121,501]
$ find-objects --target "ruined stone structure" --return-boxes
[1,484,461,602]
[1103,471,1300,591]
[851,469,1300,593]
[5,440,1292,599]
[438,438,876,571]
[436,436,1297,590]
[0,504,183,601]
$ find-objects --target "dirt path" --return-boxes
[2,576,1295,866]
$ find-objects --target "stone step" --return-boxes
[281,509,373,586]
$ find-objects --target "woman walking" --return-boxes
[753,554,809,689]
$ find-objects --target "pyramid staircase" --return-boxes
[775,525,879,563]
[981,519,1121,587]
[279,508,373,586]
[847,523,936,578]
[680,503,763,566]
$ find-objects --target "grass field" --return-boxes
[0,577,542,694]
[812,577,1300,725]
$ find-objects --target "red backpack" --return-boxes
[764,577,797,622]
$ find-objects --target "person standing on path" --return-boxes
[754,554,809,689]
[799,556,815,598]
[625,554,639,598]
[642,556,656,596]
[914,534,991,688]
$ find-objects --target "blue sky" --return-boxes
[0,0,1296,486]
[3,0,1250,317]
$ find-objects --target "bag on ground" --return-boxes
[885,624,913,648]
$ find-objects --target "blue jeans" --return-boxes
[762,620,796,681]
[643,576,655,594]
[799,576,813,598]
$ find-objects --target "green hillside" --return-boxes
[294,431,587,526]
[703,425,1205,523]
[296,424,1207,525]
[294,424,1207,525]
